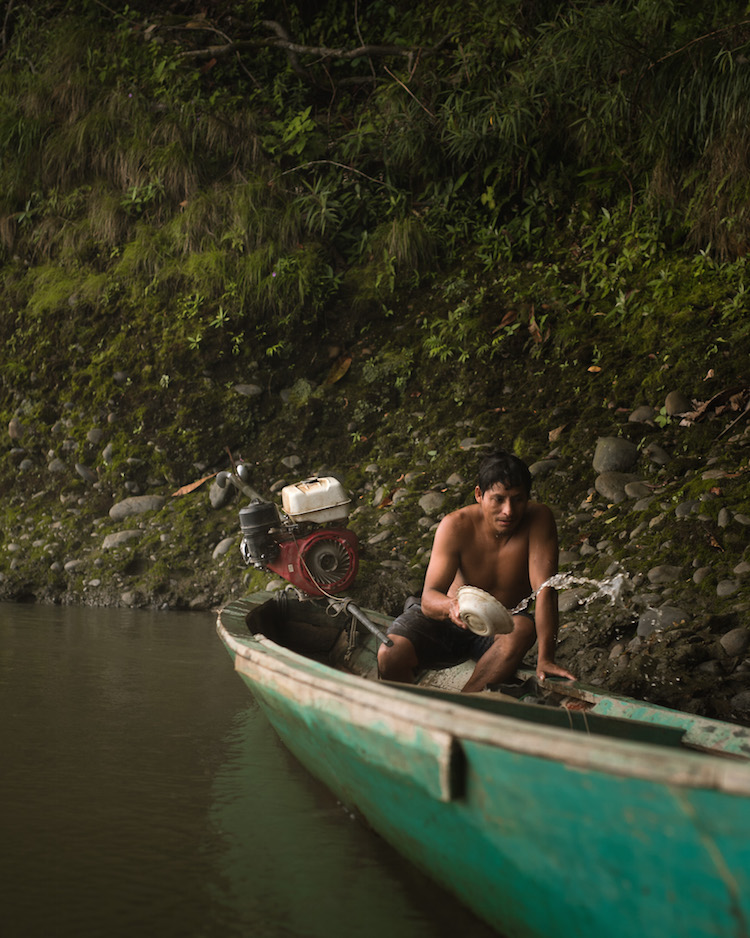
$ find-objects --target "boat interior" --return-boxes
[223,591,750,757]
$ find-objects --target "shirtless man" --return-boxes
[377,448,575,692]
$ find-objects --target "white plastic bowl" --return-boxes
[457,586,514,637]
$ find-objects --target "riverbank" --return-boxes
[3,349,749,725]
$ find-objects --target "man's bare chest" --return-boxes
[459,535,531,595]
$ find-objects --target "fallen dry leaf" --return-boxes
[324,356,352,385]
[548,424,567,442]
[171,473,217,497]
[528,313,543,344]
[493,309,518,332]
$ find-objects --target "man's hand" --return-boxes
[448,598,467,629]
[536,658,576,682]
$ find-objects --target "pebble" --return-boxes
[647,564,683,584]
[592,437,639,473]
[665,390,692,415]
[102,530,141,549]
[594,471,637,504]
[720,628,750,657]
[418,492,445,516]
[378,511,398,526]
[643,442,671,465]
[75,463,98,484]
[109,495,165,521]
[212,537,236,560]
[674,500,699,518]
[209,479,234,509]
[637,606,688,638]
[628,405,655,423]
[8,416,25,441]
[730,691,750,716]
[558,588,590,612]
[529,459,558,478]
[624,481,651,498]
[717,579,740,598]
[234,384,262,397]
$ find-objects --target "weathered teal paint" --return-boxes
[218,597,750,938]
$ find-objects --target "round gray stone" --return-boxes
[592,437,639,473]
[720,628,750,657]
[529,459,559,478]
[102,530,141,549]
[209,479,235,509]
[75,463,98,485]
[234,384,262,398]
[717,579,740,598]
[624,481,651,499]
[643,443,671,466]
[212,536,237,560]
[637,606,688,638]
[664,390,691,415]
[109,495,166,521]
[628,405,656,424]
[647,564,683,584]
[419,492,446,516]
[595,471,637,504]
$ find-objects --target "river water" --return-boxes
[1,603,496,938]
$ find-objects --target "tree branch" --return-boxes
[647,18,750,70]
[174,19,453,72]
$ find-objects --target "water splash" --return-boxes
[511,572,628,615]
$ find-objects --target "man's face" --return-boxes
[475,481,529,536]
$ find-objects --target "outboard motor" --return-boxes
[238,476,359,597]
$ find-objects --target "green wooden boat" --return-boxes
[217,590,750,938]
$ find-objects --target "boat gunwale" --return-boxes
[217,604,750,798]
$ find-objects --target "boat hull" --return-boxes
[218,597,750,938]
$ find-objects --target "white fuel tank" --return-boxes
[281,477,351,524]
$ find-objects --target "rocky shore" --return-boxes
[2,379,749,725]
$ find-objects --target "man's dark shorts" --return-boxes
[387,596,535,670]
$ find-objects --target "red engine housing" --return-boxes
[265,528,359,597]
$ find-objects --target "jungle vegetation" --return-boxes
[1,0,749,478]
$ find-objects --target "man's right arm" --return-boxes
[420,516,466,627]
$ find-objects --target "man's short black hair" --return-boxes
[477,447,531,496]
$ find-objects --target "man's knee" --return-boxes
[377,634,418,681]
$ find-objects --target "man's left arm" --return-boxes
[529,505,575,682]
